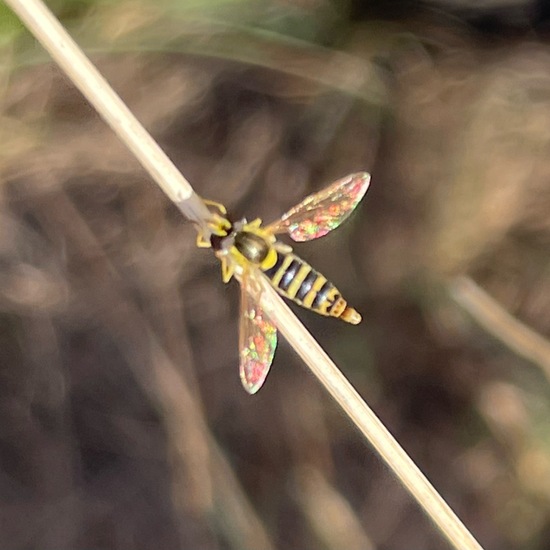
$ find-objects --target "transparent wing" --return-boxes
[239,269,278,394]
[265,172,371,242]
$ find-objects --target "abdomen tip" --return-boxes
[342,307,362,325]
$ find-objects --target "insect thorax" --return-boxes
[233,230,271,264]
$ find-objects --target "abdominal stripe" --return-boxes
[263,252,285,278]
[296,270,318,301]
[279,259,301,291]
[312,280,333,309]
[262,251,337,314]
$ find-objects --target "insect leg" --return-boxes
[196,232,211,248]
[246,218,262,229]
[203,199,227,215]
[221,257,235,283]
[273,241,292,254]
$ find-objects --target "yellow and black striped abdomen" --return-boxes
[262,250,362,324]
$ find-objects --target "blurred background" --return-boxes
[1,0,550,548]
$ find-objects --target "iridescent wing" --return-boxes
[265,172,371,242]
[239,269,278,394]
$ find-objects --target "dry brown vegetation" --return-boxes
[1,2,550,549]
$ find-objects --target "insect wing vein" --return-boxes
[239,270,277,394]
[265,172,370,242]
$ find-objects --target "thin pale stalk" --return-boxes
[293,466,376,550]
[257,277,483,550]
[4,0,211,229]
[451,276,550,378]
[5,1,485,549]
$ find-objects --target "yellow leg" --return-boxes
[274,241,292,254]
[196,199,232,247]
[247,218,262,228]
[221,258,234,283]
[196,232,211,248]
[202,199,232,237]
[203,199,227,215]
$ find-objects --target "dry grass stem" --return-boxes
[5,0,485,549]
[36,188,274,549]
[257,277,484,550]
[4,0,212,228]
[294,466,376,550]
[451,276,550,380]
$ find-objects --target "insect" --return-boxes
[197,172,371,394]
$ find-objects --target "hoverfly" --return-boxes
[197,172,371,394]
